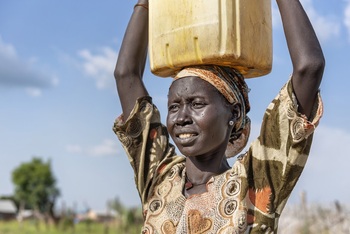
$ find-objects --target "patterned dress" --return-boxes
[113,80,323,234]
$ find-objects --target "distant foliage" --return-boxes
[279,200,350,234]
[107,197,143,233]
[12,157,60,220]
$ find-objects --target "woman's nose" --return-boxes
[175,106,192,126]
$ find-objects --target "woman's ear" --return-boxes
[228,102,242,143]
[231,102,241,121]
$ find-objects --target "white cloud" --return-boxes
[78,47,118,90]
[65,139,119,157]
[25,87,42,97]
[300,0,340,42]
[0,36,16,59]
[0,36,59,94]
[299,125,350,202]
[344,0,350,42]
[65,144,83,154]
[87,139,119,156]
[272,0,340,42]
[308,125,350,170]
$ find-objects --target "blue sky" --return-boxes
[0,0,349,212]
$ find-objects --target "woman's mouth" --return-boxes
[175,133,198,146]
[178,133,196,139]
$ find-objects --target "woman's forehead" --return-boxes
[168,76,223,99]
[169,76,214,92]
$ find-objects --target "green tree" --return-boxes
[12,157,60,223]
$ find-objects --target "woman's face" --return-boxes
[167,76,235,158]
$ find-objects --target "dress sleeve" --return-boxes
[239,79,323,231]
[113,97,184,206]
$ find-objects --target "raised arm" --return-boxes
[277,0,325,118]
[114,0,149,119]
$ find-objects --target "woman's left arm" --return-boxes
[277,0,325,118]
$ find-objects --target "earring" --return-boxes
[229,120,234,126]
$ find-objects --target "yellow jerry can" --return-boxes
[149,0,272,78]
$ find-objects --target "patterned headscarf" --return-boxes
[174,65,251,158]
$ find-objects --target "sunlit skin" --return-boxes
[166,76,241,195]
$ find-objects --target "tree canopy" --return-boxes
[12,157,60,215]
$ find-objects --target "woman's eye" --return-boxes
[168,104,179,112]
[192,102,205,108]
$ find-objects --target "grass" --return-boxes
[0,220,142,234]
[1,201,349,234]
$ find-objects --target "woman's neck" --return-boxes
[184,155,230,196]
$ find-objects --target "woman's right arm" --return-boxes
[114,0,149,119]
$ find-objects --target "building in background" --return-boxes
[0,199,17,221]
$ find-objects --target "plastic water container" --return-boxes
[149,0,272,78]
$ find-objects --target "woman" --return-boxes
[113,0,325,233]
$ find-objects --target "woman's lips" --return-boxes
[178,133,196,139]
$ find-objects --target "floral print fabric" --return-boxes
[113,80,323,233]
